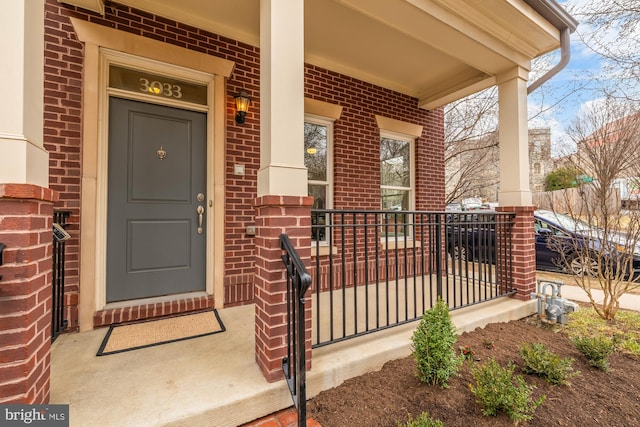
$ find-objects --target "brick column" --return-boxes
[497,206,536,300]
[254,195,313,382]
[0,184,57,404]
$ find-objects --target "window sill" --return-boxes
[381,239,422,250]
[311,244,338,257]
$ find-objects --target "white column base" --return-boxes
[0,136,49,187]
[257,164,308,198]
[498,189,532,207]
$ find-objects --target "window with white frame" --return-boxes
[380,132,414,238]
[380,133,414,211]
[305,115,333,242]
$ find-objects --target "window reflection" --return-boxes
[380,136,413,238]
[306,121,330,242]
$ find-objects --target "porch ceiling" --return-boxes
[72,0,572,109]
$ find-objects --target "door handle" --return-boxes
[197,205,204,234]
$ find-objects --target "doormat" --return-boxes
[96,309,225,356]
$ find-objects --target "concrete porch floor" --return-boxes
[50,298,536,427]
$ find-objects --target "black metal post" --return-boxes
[435,213,443,298]
[280,234,312,427]
[52,211,71,342]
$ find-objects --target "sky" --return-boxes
[527,45,596,155]
[527,0,593,157]
[527,0,635,157]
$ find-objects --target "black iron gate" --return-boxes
[52,211,71,342]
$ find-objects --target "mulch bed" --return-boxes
[307,316,640,426]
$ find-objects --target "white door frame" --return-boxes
[72,18,233,330]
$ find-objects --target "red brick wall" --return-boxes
[497,206,536,299]
[305,64,445,211]
[43,0,84,331]
[0,185,57,404]
[45,1,445,321]
[254,196,313,382]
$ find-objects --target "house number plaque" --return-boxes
[109,65,208,105]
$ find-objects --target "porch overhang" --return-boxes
[59,0,576,109]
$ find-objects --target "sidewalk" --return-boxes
[554,283,640,312]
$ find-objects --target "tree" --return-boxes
[444,88,499,204]
[545,95,640,320]
[444,54,582,204]
[545,166,579,191]
[444,0,640,204]
[568,0,640,102]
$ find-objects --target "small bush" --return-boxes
[619,337,640,355]
[565,306,640,357]
[470,358,545,423]
[397,412,444,427]
[572,335,615,371]
[411,297,463,387]
[519,342,578,385]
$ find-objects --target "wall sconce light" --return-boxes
[234,89,251,124]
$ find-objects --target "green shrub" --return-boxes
[397,412,444,427]
[618,337,640,355]
[470,358,545,423]
[572,335,615,371]
[565,306,640,357]
[411,297,463,387]
[519,342,578,385]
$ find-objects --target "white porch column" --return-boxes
[497,67,531,206]
[257,0,307,197]
[495,66,536,302]
[255,1,312,383]
[0,0,48,187]
[0,0,55,405]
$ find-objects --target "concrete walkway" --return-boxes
[559,284,640,312]
[50,297,537,427]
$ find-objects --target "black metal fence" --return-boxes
[310,210,516,348]
[280,234,312,427]
[52,211,71,342]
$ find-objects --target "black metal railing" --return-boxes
[52,211,71,342]
[280,234,312,427]
[310,210,516,348]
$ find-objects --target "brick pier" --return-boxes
[0,184,57,403]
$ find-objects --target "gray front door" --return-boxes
[107,97,207,302]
